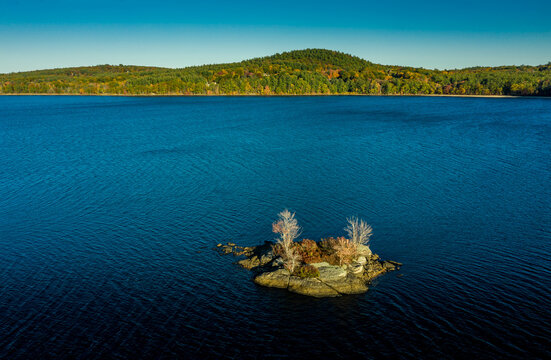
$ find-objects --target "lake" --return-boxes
[1,96,550,359]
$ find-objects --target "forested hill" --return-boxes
[1,49,550,96]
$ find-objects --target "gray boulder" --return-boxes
[310,262,331,268]
[315,264,347,281]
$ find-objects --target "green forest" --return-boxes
[1,49,551,96]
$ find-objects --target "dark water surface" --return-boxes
[1,96,550,359]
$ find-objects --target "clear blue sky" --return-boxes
[1,0,550,73]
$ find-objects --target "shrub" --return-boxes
[333,236,357,265]
[319,237,338,253]
[295,239,322,264]
[314,237,340,265]
[294,264,320,278]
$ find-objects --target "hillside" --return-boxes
[1,49,550,96]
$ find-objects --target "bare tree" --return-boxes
[272,209,302,273]
[345,217,373,248]
[282,249,302,273]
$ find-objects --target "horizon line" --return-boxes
[2,48,550,75]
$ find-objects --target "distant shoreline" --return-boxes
[3,50,549,98]
[0,93,534,98]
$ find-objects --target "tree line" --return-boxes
[1,49,550,96]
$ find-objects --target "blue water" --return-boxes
[1,96,550,359]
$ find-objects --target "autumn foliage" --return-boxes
[294,239,323,264]
[2,49,550,96]
[271,210,374,269]
[333,237,357,265]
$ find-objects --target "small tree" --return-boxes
[345,217,373,255]
[272,209,302,273]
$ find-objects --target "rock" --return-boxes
[388,260,403,267]
[216,243,223,247]
[238,246,255,257]
[254,269,290,288]
[323,275,369,295]
[365,261,385,278]
[227,242,236,246]
[356,256,367,265]
[382,261,396,271]
[272,257,284,267]
[317,265,347,281]
[288,277,339,297]
[221,245,233,254]
[370,254,380,261]
[357,244,373,257]
[239,256,260,269]
[310,262,331,268]
[259,250,274,265]
[349,262,364,274]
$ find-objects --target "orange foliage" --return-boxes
[333,237,357,265]
[294,239,322,264]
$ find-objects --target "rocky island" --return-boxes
[217,210,401,298]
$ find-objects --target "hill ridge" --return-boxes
[1,49,550,96]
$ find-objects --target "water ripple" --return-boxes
[0,96,550,359]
